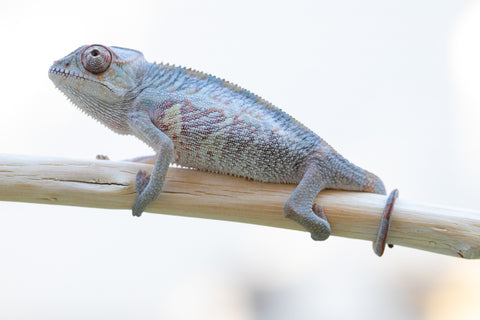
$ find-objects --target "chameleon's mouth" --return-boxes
[48,65,110,93]
[48,66,89,81]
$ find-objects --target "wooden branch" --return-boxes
[0,153,479,259]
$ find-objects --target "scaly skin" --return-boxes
[49,44,386,241]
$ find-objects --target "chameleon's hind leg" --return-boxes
[283,163,331,241]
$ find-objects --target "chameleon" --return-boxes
[49,44,392,250]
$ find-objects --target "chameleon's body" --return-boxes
[49,44,386,241]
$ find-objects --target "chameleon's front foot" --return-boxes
[132,170,153,217]
[96,154,110,160]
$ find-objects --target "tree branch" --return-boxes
[0,153,479,259]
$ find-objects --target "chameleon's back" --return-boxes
[144,63,325,183]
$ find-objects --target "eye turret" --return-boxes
[81,45,112,74]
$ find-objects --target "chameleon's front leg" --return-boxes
[128,113,174,216]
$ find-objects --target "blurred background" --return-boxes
[1,0,480,319]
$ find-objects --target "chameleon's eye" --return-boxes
[81,45,112,74]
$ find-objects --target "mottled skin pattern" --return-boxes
[49,44,386,241]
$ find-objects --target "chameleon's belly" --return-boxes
[151,98,320,183]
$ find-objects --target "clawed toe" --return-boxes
[312,203,327,220]
[96,154,110,160]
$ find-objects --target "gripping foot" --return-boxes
[373,189,399,257]
[96,154,110,160]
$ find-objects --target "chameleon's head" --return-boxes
[49,44,148,132]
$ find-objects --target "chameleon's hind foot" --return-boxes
[283,200,331,241]
[312,203,327,220]
[373,189,399,257]
[310,203,331,241]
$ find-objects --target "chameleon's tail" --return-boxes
[339,164,386,195]
[319,151,386,195]
[363,170,386,195]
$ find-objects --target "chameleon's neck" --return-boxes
[140,62,238,97]
[140,63,191,91]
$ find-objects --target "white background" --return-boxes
[1,0,480,319]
